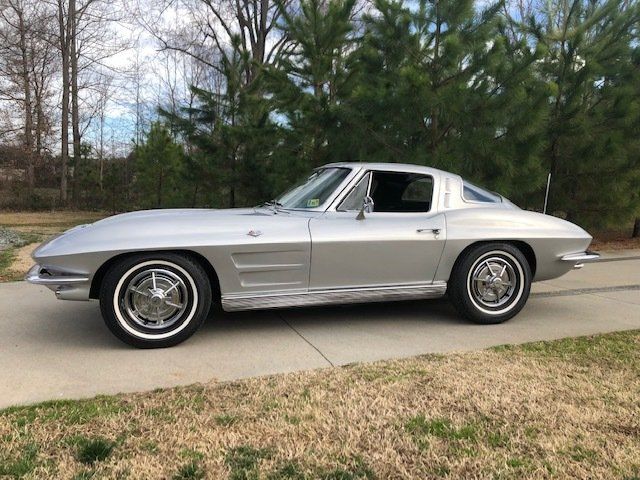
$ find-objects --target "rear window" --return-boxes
[462,181,502,203]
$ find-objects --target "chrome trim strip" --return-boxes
[25,264,89,285]
[560,252,600,263]
[221,283,447,311]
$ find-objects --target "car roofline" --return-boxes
[320,162,451,178]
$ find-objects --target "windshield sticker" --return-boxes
[307,198,320,207]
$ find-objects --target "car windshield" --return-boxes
[276,167,351,209]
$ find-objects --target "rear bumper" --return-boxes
[560,251,600,269]
[25,264,91,300]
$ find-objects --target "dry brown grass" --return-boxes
[591,237,640,251]
[1,331,638,479]
[590,229,640,251]
[10,242,39,274]
[0,210,105,226]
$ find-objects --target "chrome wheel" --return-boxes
[465,250,525,315]
[101,254,211,348]
[470,257,516,308]
[123,268,188,329]
[111,259,200,341]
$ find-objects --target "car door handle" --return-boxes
[417,228,441,234]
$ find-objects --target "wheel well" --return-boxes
[89,250,221,301]
[455,240,537,277]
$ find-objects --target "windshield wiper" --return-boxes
[257,199,290,213]
[258,199,283,208]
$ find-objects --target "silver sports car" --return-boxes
[27,162,599,348]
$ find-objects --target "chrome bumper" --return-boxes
[25,264,91,300]
[560,251,600,269]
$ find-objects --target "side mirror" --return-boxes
[356,196,374,220]
[363,196,374,213]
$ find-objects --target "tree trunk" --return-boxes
[31,41,51,158]
[157,168,163,208]
[633,217,640,238]
[57,0,71,204]
[70,0,81,206]
[35,89,44,155]
[17,6,35,194]
[99,111,104,191]
[430,0,441,156]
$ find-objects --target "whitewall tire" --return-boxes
[100,253,212,348]
[448,243,531,324]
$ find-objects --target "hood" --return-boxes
[91,208,270,228]
[33,207,311,260]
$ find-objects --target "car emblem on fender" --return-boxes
[247,230,263,237]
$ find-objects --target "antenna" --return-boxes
[543,173,551,214]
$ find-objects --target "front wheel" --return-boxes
[448,243,531,324]
[100,253,212,348]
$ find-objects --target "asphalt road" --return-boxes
[1,254,639,408]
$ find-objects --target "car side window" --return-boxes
[369,172,433,213]
[338,172,371,211]
[402,177,433,202]
[462,181,501,203]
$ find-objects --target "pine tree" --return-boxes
[266,0,358,170]
[531,0,640,227]
[134,122,184,209]
[344,0,549,204]
[163,43,280,208]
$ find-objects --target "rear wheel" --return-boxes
[100,253,211,348]
[448,243,531,324]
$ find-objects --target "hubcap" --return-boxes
[470,256,517,308]
[122,268,188,329]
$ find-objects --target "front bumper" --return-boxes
[560,251,600,269]
[25,264,91,300]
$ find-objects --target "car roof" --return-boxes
[321,162,454,178]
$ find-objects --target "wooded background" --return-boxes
[0,0,639,234]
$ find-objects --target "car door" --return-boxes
[308,170,446,290]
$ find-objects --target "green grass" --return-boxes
[73,436,116,465]
[567,445,598,463]
[225,445,272,480]
[179,449,205,462]
[14,231,42,245]
[487,431,511,448]
[491,330,639,368]
[405,415,478,443]
[173,461,205,480]
[266,458,375,480]
[214,413,240,426]
[0,248,16,276]
[1,396,128,427]
[267,461,306,480]
[316,458,376,480]
[0,442,38,477]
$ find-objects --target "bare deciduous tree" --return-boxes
[55,0,72,202]
[0,0,53,192]
[133,0,292,88]
[41,0,129,203]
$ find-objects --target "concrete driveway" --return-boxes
[1,253,639,408]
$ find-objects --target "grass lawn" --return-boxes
[0,331,638,479]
